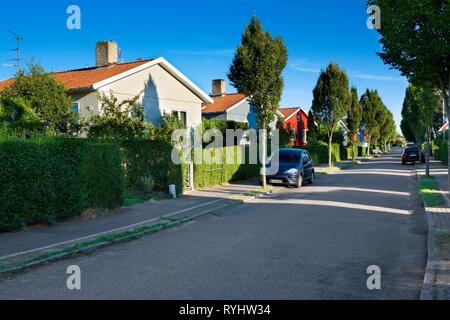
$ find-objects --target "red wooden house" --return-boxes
[277,107,309,147]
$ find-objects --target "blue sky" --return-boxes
[0,0,407,128]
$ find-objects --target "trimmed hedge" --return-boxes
[304,141,328,164]
[435,140,448,165]
[0,138,124,232]
[121,140,185,194]
[303,141,347,164]
[194,146,260,188]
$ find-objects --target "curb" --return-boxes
[415,166,442,300]
[0,187,278,278]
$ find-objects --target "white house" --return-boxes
[0,41,213,129]
[202,80,257,130]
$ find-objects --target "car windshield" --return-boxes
[274,151,301,164]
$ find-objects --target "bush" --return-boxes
[304,141,328,164]
[121,139,185,194]
[194,146,260,188]
[437,140,448,165]
[141,174,156,194]
[303,141,345,164]
[0,138,124,232]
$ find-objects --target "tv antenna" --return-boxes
[6,29,24,72]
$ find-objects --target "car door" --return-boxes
[302,152,312,179]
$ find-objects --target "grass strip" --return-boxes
[0,217,189,277]
[418,175,446,208]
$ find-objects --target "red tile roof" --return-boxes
[202,93,248,113]
[0,59,153,92]
[279,107,301,119]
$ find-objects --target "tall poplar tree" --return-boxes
[347,87,363,160]
[311,63,351,167]
[228,16,288,187]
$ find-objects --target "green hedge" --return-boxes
[121,140,185,194]
[0,138,124,232]
[303,141,347,164]
[304,141,328,164]
[435,140,448,165]
[194,146,260,188]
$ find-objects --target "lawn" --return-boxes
[418,176,446,208]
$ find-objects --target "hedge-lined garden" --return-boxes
[0,135,273,231]
[302,141,352,165]
[0,138,124,232]
[433,140,448,165]
[194,146,261,188]
[122,140,185,194]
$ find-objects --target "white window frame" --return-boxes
[171,110,188,127]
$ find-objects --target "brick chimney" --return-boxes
[212,79,226,97]
[96,41,118,67]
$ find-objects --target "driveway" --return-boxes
[0,149,427,299]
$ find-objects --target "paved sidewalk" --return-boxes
[417,159,450,300]
[0,179,263,262]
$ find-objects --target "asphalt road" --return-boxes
[0,149,427,299]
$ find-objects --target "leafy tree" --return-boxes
[360,89,385,155]
[86,92,153,140]
[0,96,43,135]
[401,84,442,174]
[346,87,363,160]
[1,62,76,134]
[378,107,396,151]
[228,16,288,187]
[400,117,415,143]
[311,63,351,167]
[369,0,450,187]
[156,113,186,144]
[277,118,294,148]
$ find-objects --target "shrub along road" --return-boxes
[0,149,427,299]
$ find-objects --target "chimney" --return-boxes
[96,41,118,67]
[212,79,226,97]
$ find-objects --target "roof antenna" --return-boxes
[6,29,24,73]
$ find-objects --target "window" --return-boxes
[278,150,301,164]
[171,110,188,128]
[292,129,297,141]
[302,129,308,144]
[72,102,80,114]
[302,152,309,164]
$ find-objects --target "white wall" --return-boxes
[97,64,204,128]
[70,91,99,119]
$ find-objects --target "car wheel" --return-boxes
[296,175,303,189]
[308,172,315,185]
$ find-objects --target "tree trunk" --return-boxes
[426,126,431,177]
[261,126,267,188]
[352,138,356,162]
[367,136,371,157]
[328,133,333,168]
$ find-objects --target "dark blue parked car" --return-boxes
[264,149,315,188]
